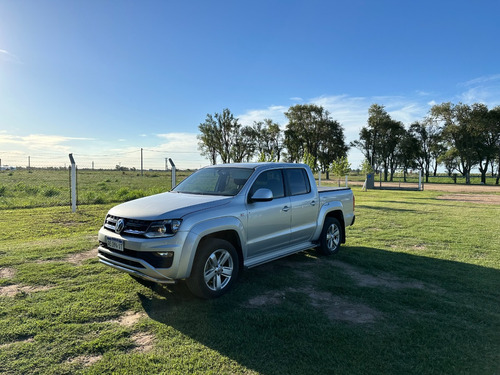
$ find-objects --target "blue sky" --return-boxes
[1,0,499,170]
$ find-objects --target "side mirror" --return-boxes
[250,188,274,202]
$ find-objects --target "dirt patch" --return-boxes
[0,267,16,279]
[131,332,155,352]
[349,180,500,193]
[0,337,34,349]
[244,287,381,324]
[436,194,500,204]
[305,288,381,324]
[0,284,53,297]
[66,355,102,367]
[335,261,444,293]
[247,291,286,307]
[110,311,147,327]
[66,248,98,265]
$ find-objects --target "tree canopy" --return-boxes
[197,101,500,185]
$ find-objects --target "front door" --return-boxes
[245,169,291,258]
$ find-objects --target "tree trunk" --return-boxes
[478,159,489,184]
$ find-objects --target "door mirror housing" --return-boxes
[250,188,273,202]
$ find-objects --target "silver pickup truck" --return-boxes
[98,163,355,298]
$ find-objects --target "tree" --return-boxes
[352,104,404,181]
[330,156,351,184]
[318,119,348,179]
[284,104,348,173]
[252,119,284,162]
[409,120,444,182]
[198,117,219,165]
[489,106,500,184]
[360,158,374,175]
[398,128,419,182]
[471,104,500,184]
[431,103,480,184]
[198,108,256,164]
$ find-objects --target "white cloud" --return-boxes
[237,105,288,127]
[0,134,93,151]
[460,74,500,87]
[155,132,200,153]
[0,133,95,167]
[457,74,500,106]
[0,49,22,64]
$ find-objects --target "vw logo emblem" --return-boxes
[115,219,125,234]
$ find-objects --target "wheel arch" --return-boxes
[179,217,245,279]
[199,230,244,271]
[313,207,346,244]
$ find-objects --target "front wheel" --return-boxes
[317,217,343,256]
[186,238,239,299]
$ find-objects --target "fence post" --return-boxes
[168,158,176,189]
[345,175,348,187]
[69,153,77,212]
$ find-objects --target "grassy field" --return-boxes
[0,169,191,209]
[0,185,499,374]
[2,168,499,209]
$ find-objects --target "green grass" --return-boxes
[0,188,499,374]
[0,169,192,209]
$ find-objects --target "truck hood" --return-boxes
[107,192,232,220]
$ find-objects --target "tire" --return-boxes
[318,217,343,256]
[186,238,239,299]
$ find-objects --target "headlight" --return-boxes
[145,219,182,238]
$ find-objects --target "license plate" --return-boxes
[106,237,124,251]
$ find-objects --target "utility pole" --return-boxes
[28,156,31,169]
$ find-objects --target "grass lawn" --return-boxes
[0,187,499,374]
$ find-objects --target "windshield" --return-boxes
[173,167,254,196]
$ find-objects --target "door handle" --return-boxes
[310,200,316,206]
[282,206,290,212]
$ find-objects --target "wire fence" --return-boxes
[1,161,499,210]
[0,167,203,210]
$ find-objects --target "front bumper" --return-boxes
[97,227,189,283]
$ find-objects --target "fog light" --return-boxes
[157,251,174,257]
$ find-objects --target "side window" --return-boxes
[285,168,311,196]
[249,170,285,198]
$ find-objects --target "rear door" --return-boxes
[284,168,318,245]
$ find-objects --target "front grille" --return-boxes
[103,215,150,236]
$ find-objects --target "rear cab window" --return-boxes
[284,168,311,196]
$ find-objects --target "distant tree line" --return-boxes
[352,103,500,184]
[197,102,500,184]
[197,105,348,179]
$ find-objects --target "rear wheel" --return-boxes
[318,217,343,255]
[186,239,239,299]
